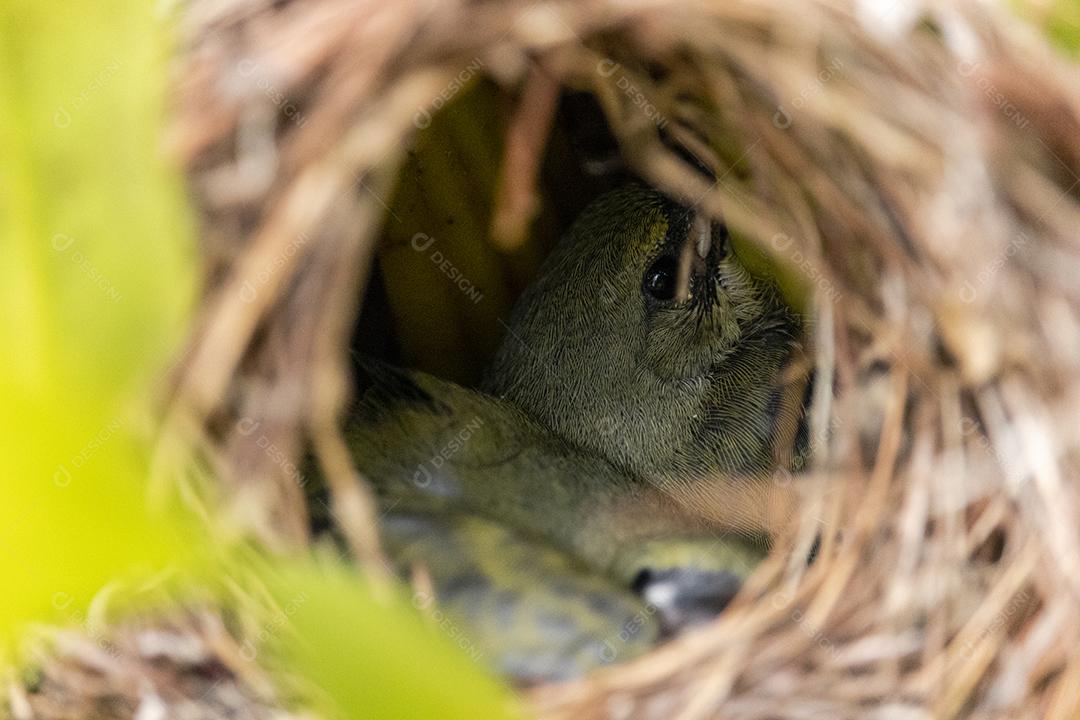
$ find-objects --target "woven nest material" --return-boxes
[26,0,1080,718]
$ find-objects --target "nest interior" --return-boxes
[22,0,1080,719]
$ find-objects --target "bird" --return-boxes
[482,184,803,484]
[334,184,806,681]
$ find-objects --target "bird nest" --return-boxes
[26,0,1080,718]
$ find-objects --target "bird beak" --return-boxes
[674,213,714,302]
[693,213,712,261]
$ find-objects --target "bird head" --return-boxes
[483,184,801,481]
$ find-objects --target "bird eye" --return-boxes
[631,568,653,594]
[643,255,678,301]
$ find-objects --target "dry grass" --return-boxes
[22,0,1080,718]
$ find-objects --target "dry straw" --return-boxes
[24,0,1080,718]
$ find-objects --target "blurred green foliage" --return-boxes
[261,558,519,719]
[0,0,199,652]
[0,2,515,717]
[1017,0,1080,55]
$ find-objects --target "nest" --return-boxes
[22,0,1080,718]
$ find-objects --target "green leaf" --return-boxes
[0,7,517,719]
[259,559,520,720]
[0,0,198,652]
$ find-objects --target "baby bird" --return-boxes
[339,184,803,681]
